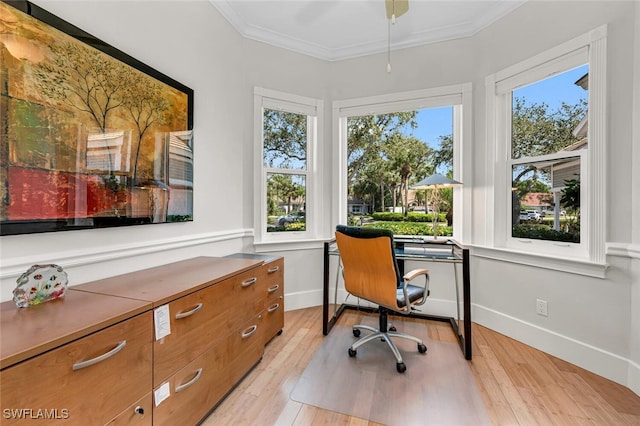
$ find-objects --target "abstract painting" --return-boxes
[0,1,194,235]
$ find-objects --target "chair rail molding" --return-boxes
[606,243,640,260]
[1,228,253,280]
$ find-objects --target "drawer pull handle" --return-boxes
[268,266,280,273]
[72,340,126,370]
[175,303,203,319]
[241,325,258,339]
[175,368,203,393]
[134,406,144,416]
[267,284,280,294]
[242,277,257,287]
[268,303,280,313]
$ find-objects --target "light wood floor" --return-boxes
[202,306,640,425]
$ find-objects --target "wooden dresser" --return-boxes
[225,253,285,345]
[0,256,284,425]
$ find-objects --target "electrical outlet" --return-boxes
[536,299,548,316]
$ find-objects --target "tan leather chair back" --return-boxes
[335,231,400,310]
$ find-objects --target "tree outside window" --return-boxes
[263,109,308,232]
[509,65,588,243]
[345,107,455,236]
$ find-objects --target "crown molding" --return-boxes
[209,0,527,61]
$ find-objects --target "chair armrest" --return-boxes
[403,268,429,282]
[401,268,430,309]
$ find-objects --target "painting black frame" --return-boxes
[0,0,195,236]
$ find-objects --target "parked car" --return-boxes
[277,211,305,226]
[519,210,540,221]
[541,209,568,217]
[410,206,435,214]
[526,210,541,220]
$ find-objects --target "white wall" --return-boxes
[628,0,640,395]
[1,0,638,396]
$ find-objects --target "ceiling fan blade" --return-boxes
[385,0,409,20]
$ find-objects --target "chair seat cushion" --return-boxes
[397,284,425,308]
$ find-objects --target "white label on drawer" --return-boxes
[154,382,171,407]
[154,304,171,340]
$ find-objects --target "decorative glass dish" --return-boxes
[13,264,68,308]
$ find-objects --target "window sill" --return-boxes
[471,245,608,278]
[253,238,328,253]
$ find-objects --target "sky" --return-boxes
[405,64,589,152]
[514,64,588,110]
[410,106,453,151]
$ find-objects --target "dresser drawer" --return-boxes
[153,315,264,426]
[226,316,265,387]
[261,258,284,344]
[106,393,152,426]
[154,268,263,385]
[0,312,152,425]
[261,258,284,292]
[263,291,284,344]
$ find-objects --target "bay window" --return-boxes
[254,88,322,244]
[484,26,607,275]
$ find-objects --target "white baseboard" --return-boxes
[284,289,323,312]
[283,288,462,325]
[286,288,461,317]
[473,303,639,395]
[628,360,640,396]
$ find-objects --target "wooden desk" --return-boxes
[323,236,472,360]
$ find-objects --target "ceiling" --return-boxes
[209,0,528,61]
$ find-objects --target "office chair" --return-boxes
[335,225,430,373]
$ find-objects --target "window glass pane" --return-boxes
[512,158,580,243]
[345,107,455,237]
[263,109,307,170]
[266,173,306,232]
[511,65,588,160]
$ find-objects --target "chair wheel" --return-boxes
[418,343,427,354]
[389,326,397,332]
[396,362,406,373]
[352,328,361,337]
[348,348,357,357]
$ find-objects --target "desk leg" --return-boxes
[323,241,330,335]
[323,240,344,335]
[334,259,342,317]
[463,247,472,360]
[396,242,405,276]
[454,262,461,327]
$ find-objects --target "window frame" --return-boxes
[483,26,608,277]
[253,87,323,246]
[332,84,473,243]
